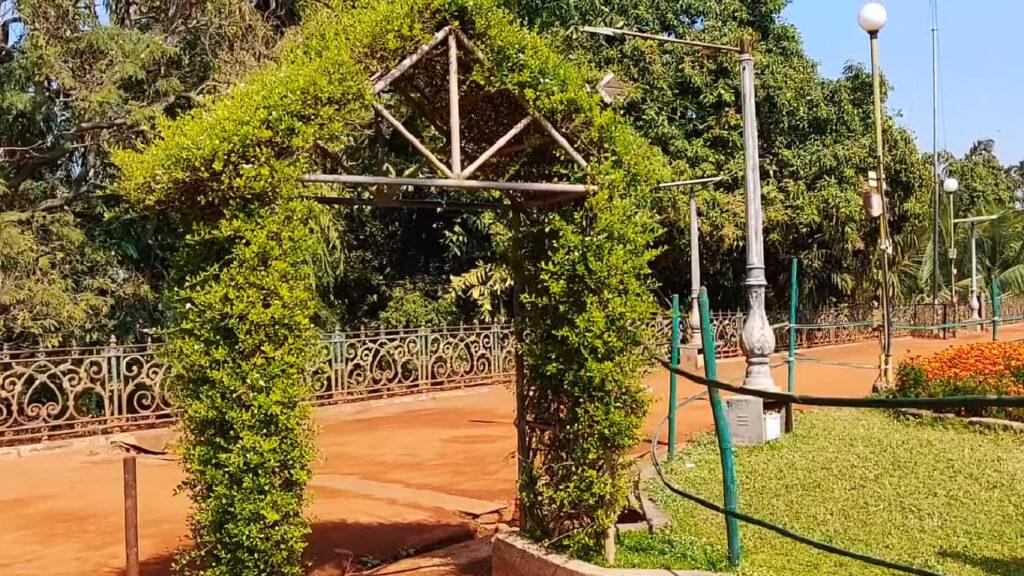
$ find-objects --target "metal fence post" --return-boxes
[106,336,121,423]
[698,288,741,568]
[668,294,680,460]
[992,282,1001,341]
[339,332,348,394]
[786,258,798,433]
[419,328,430,385]
[491,324,501,376]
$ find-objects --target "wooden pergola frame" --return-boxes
[301,26,596,211]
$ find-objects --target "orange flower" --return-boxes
[900,341,1024,390]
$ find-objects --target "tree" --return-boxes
[1,0,290,345]
[504,0,932,309]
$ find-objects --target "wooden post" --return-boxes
[511,207,529,531]
[123,453,140,576]
[371,103,454,178]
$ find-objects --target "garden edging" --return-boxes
[492,532,721,576]
[896,408,1024,432]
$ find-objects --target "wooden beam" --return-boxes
[372,103,454,178]
[461,116,532,179]
[657,176,726,188]
[519,191,585,208]
[448,33,462,176]
[513,95,588,169]
[453,30,588,170]
[304,195,511,212]
[454,29,487,64]
[300,173,593,194]
[372,27,451,94]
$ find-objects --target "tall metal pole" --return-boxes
[869,31,894,386]
[738,39,777,392]
[786,258,798,433]
[949,191,957,334]
[931,17,941,305]
[688,193,702,345]
[970,223,980,326]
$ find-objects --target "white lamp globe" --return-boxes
[858,3,888,33]
[943,177,960,194]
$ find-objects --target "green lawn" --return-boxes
[618,409,1024,576]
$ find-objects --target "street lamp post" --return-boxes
[944,177,960,331]
[953,213,999,330]
[737,38,777,392]
[583,25,776,392]
[859,2,895,387]
[689,192,702,346]
[658,177,725,353]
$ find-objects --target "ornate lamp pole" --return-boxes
[737,39,777,391]
[944,176,960,329]
[859,2,895,386]
[658,176,725,354]
[582,25,774,390]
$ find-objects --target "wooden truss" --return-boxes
[302,26,594,211]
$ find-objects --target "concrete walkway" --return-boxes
[0,326,1017,576]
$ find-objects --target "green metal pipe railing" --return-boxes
[668,294,680,460]
[697,287,741,567]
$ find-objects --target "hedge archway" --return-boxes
[115,0,676,571]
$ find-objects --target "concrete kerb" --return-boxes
[896,408,1024,432]
[616,458,670,534]
[492,532,721,576]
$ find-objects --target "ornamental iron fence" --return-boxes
[1,324,514,445]
[5,300,1024,445]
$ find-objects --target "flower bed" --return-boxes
[894,341,1024,422]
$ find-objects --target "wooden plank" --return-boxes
[311,474,506,517]
[303,195,511,212]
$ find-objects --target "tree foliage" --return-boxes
[505,0,933,308]
[1,0,290,346]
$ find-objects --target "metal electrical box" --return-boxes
[726,396,783,446]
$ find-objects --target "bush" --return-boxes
[893,341,1024,422]
[168,201,325,576]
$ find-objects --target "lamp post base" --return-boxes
[680,343,704,371]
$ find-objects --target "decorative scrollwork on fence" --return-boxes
[0,344,174,444]
[6,300,1022,446]
[1,325,515,445]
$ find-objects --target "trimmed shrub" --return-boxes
[169,200,325,576]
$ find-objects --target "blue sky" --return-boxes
[783,0,1024,165]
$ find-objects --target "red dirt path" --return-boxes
[0,327,1015,576]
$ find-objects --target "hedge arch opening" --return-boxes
[114,0,676,572]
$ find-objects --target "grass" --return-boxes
[618,409,1024,576]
